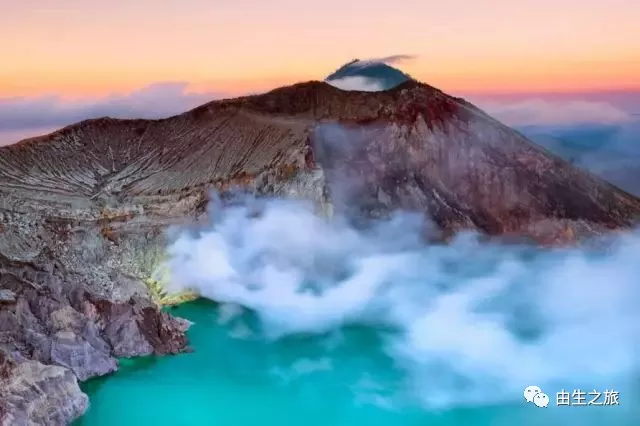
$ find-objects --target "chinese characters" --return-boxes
[524,386,621,408]
[556,389,620,406]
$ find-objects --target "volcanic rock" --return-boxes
[0,253,188,424]
[1,77,639,424]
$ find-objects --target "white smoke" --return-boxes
[326,76,387,92]
[164,194,640,409]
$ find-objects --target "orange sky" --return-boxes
[1,0,639,97]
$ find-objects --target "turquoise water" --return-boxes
[77,197,640,425]
[76,299,639,426]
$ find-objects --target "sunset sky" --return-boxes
[2,0,639,97]
[1,1,639,145]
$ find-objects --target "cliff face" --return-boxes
[0,253,190,425]
[1,79,640,423]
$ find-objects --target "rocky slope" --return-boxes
[0,253,190,425]
[1,79,640,424]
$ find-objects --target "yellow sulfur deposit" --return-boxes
[143,263,199,307]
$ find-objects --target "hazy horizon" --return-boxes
[1,80,638,146]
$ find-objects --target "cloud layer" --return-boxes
[165,194,640,409]
[473,94,640,194]
[475,98,634,127]
[0,82,222,145]
[326,76,387,92]
[361,54,417,65]
[2,78,637,146]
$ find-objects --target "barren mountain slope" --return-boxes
[1,80,639,240]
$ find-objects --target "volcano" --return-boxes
[1,69,640,423]
[325,58,413,90]
[2,78,638,242]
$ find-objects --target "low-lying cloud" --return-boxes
[326,76,387,92]
[475,98,634,127]
[521,120,640,196]
[470,95,640,194]
[0,82,223,145]
[164,193,640,409]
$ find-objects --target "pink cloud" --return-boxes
[474,98,634,126]
[0,82,223,146]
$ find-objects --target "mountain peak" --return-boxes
[325,58,414,91]
[2,75,639,245]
